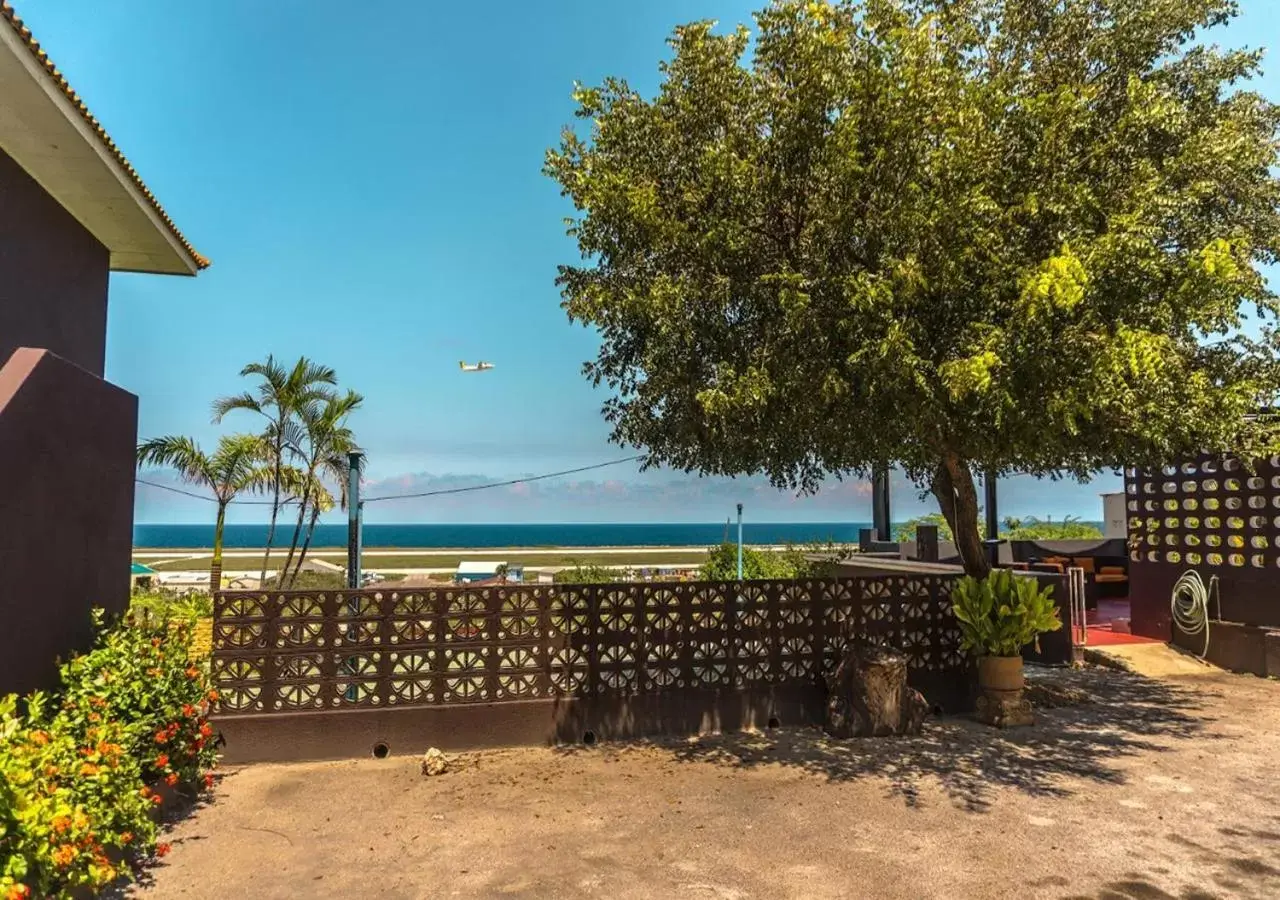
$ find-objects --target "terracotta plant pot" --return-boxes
[975,655,1033,728]
[977,655,1024,695]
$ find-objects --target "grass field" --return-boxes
[141,549,714,572]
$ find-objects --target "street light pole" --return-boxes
[346,451,363,589]
[736,503,744,581]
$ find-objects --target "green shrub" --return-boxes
[0,611,219,899]
[59,612,218,788]
[950,570,1062,657]
[129,589,212,622]
[700,541,842,581]
[0,693,156,898]
[553,563,624,584]
[262,570,347,591]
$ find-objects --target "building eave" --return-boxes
[0,2,207,275]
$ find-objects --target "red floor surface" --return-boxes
[1085,599,1161,645]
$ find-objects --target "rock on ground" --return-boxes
[420,747,448,776]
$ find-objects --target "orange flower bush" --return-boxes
[0,610,221,898]
[59,612,219,788]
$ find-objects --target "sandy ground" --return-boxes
[133,667,1280,900]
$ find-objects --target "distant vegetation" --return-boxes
[701,541,852,581]
[895,514,1101,542]
[1000,516,1103,541]
[702,543,803,580]
[553,563,626,584]
[261,570,347,591]
[894,514,976,543]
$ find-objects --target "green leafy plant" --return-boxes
[0,611,220,899]
[58,612,218,790]
[0,693,156,899]
[950,570,1063,657]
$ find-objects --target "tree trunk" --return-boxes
[210,502,227,595]
[278,468,315,588]
[259,436,284,584]
[931,454,991,579]
[291,502,324,587]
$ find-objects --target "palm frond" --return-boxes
[137,436,214,485]
[211,391,262,424]
[329,389,364,420]
[289,357,338,391]
[211,434,271,495]
[307,481,337,513]
[276,464,313,502]
[240,355,289,389]
[319,452,354,511]
[277,417,310,459]
[229,462,277,496]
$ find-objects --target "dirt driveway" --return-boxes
[133,667,1280,900]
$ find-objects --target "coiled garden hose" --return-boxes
[1170,570,1219,659]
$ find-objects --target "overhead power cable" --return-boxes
[135,454,644,506]
[134,479,285,505]
[362,455,643,503]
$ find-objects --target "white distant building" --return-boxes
[454,561,523,583]
[1101,492,1127,539]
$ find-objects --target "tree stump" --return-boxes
[824,643,928,738]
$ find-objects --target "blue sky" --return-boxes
[18,1,1279,524]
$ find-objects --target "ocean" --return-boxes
[133,522,872,549]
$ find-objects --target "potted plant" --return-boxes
[950,569,1062,727]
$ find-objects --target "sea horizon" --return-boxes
[133,520,1104,550]
[134,521,873,550]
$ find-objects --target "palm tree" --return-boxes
[137,434,273,593]
[289,450,354,587]
[212,356,338,583]
[279,390,363,585]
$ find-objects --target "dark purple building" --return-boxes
[0,2,207,693]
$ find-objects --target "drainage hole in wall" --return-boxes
[582,730,597,747]
[372,742,390,759]
[766,716,781,729]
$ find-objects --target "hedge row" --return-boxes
[0,611,219,899]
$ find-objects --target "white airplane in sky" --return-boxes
[459,361,494,372]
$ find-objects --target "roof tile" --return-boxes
[1,1,208,269]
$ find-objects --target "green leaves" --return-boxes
[951,570,1063,658]
[1018,248,1089,319]
[939,350,1001,402]
[547,0,1280,548]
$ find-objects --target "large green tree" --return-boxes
[546,0,1280,577]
